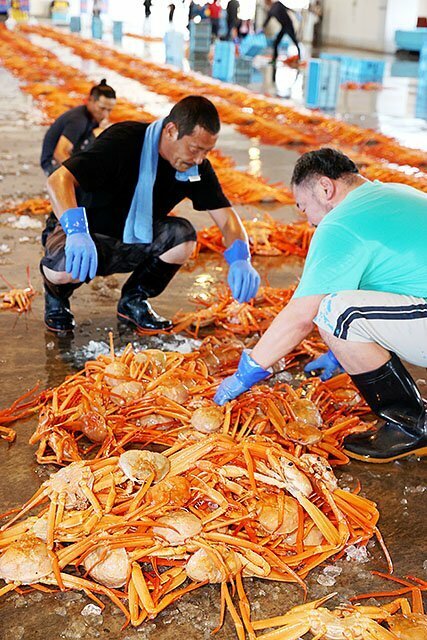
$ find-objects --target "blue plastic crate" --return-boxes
[91,16,103,39]
[189,21,212,53]
[320,53,350,80]
[164,30,185,68]
[390,60,419,78]
[415,83,427,119]
[419,44,427,83]
[233,56,252,84]
[69,15,81,32]
[113,21,123,43]
[212,41,235,82]
[305,59,340,110]
[320,53,384,84]
[218,10,227,39]
[348,59,385,83]
[395,28,427,52]
[239,33,267,58]
[51,9,69,24]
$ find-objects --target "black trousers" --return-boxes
[273,18,300,62]
[41,214,197,277]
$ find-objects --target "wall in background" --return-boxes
[322,0,423,52]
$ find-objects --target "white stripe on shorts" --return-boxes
[314,290,427,368]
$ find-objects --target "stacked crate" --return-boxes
[189,21,212,67]
[320,53,385,84]
[233,56,253,85]
[164,30,185,69]
[113,21,123,44]
[395,28,427,52]
[305,58,340,110]
[91,16,103,39]
[416,44,427,119]
[212,41,235,81]
[70,16,81,32]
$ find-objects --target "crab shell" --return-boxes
[83,547,129,588]
[119,450,170,484]
[0,534,53,584]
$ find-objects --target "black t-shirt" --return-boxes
[41,105,98,171]
[63,121,230,240]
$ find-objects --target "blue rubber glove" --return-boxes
[214,351,271,405]
[224,239,260,303]
[60,207,98,282]
[304,349,343,381]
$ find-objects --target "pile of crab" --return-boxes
[7,336,372,465]
[170,286,328,342]
[0,433,385,635]
[195,215,314,258]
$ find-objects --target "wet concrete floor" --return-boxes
[0,35,426,640]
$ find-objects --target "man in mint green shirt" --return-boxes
[214,148,427,463]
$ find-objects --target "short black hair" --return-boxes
[164,95,220,138]
[90,79,116,100]
[291,148,359,186]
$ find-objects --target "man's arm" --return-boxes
[251,294,325,369]
[214,294,324,405]
[207,206,248,247]
[207,206,260,304]
[47,165,80,219]
[53,135,74,165]
[46,165,98,282]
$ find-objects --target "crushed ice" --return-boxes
[317,564,343,586]
[6,215,42,230]
[317,574,337,587]
[404,485,425,494]
[323,565,343,578]
[345,545,370,563]
[81,603,102,616]
[66,335,202,368]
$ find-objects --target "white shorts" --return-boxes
[314,290,427,368]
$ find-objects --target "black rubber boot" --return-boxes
[44,280,80,333]
[343,354,427,462]
[117,257,180,332]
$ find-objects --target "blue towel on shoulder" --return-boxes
[123,118,199,244]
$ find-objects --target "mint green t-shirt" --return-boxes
[294,180,427,299]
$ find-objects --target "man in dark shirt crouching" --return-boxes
[40,79,116,177]
[41,95,260,333]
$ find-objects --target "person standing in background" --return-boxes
[168,2,176,23]
[261,0,301,64]
[208,0,222,39]
[310,0,323,48]
[143,0,152,19]
[92,0,102,18]
[226,0,240,40]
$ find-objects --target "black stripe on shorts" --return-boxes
[334,303,427,340]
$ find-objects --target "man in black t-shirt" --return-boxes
[40,79,116,176]
[41,96,260,333]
